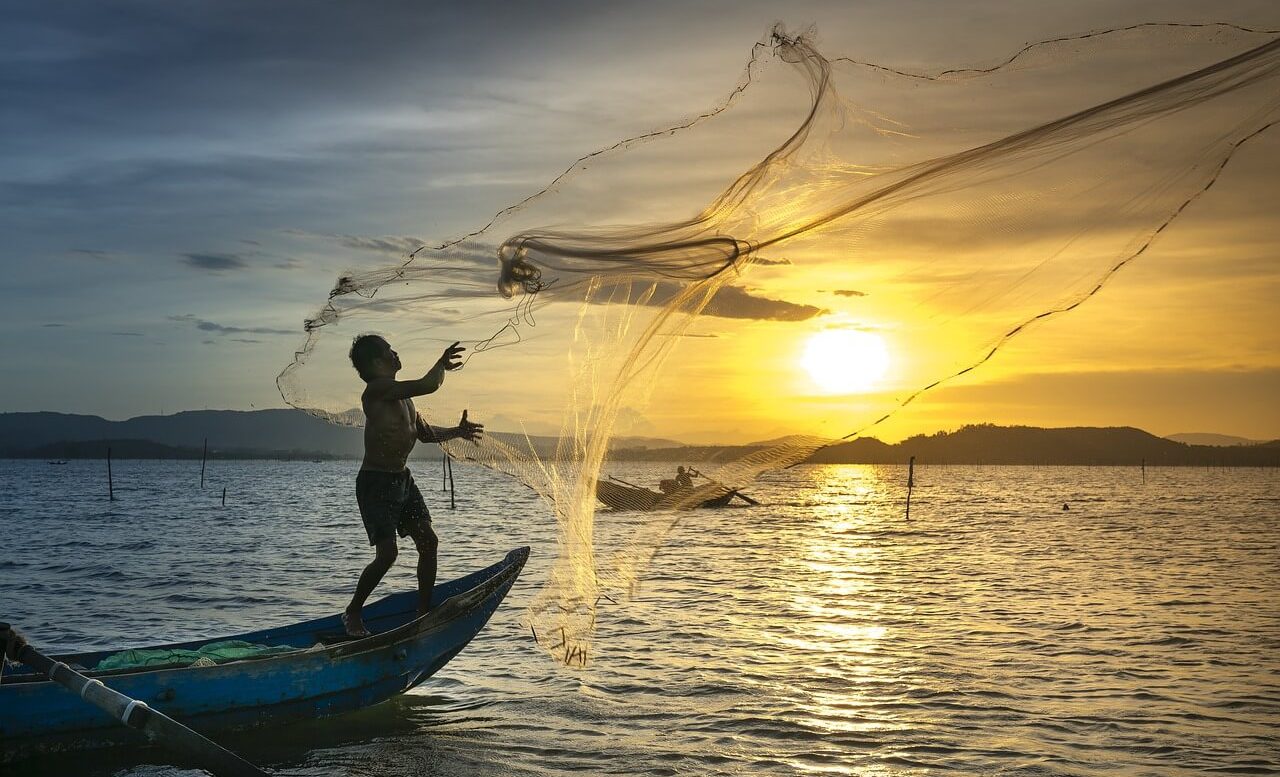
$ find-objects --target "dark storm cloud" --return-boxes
[831,289,867,297]
[169,314,293,336]
[182,252,248,272]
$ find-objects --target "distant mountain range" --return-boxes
[1,412,1276,466]
[611,424,1280,466]
[0,410,681,462]
[1165,432,1266,447]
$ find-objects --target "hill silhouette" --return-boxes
[1,413,1276,465]
[1166,432,1265,446]
[613,424,1280,466]
[0,410,679,461]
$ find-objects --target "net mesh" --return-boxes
[278,23,1280,665]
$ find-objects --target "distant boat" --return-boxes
[597,479,736,511]
[45,460,67,466]
[0,547,528,763]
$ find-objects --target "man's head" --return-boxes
[677,466,686,474]
[349,334,401,381]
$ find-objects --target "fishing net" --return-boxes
[95,641,298,672]
[278,22,1280,665]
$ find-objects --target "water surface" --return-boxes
[2,459,1277,775]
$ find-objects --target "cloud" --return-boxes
[598,281,825,321]
[290,231,498,267]
[68,248,119,260]
[110,331,143,337]
[752,256,792,266]
[42,322,67,328]
[288,230,424,257]
[182,252,248,272]
[169,314,294,336]
[831,289,867,297]
[334,235,425,256]
[703,285,825,320]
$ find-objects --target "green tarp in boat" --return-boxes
[95,640,298,671]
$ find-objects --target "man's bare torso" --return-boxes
[361,393,420,472]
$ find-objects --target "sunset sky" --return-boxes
[3,0,1278,444]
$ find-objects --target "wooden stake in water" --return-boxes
[905,455,915,521]
[221,487,227,507]
[1141,458,1146,485]
[107,446,115,501]
[446,453,456,510]
[200,438,208,489]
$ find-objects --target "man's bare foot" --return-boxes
[342,610,370,638]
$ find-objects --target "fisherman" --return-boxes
[675,465,694,489]
[342,335,483,638]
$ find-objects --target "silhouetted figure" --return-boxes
[342,335,484,638]
[1063,503,1070,511]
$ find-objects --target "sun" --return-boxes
[801,329,890,394]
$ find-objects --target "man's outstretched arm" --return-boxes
[417,409,484,444]
[366,342,465,402]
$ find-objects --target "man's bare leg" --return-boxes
[345,538,398,636]
[408,524,439,616]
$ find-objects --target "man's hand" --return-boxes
[437,341,465,371]
[456,409,484,443]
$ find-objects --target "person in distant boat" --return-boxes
[675,466,694,489]
[342,335,484,638]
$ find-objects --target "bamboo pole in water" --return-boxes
[200,438,208,489]
[447,453,456,510]
[905,456,915,521]
[107,446,115,501]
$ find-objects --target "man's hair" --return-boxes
[349,334,389,381]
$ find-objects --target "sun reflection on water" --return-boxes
[772,465,911,755]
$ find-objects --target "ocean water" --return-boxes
[1,458,1278,776]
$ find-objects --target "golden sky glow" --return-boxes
[5,3,1277,446]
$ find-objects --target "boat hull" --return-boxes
[1,546,529,763]
[596,480,735,510]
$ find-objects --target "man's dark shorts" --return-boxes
[356,469,431,546]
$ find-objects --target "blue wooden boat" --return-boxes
[0,546,529,764]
